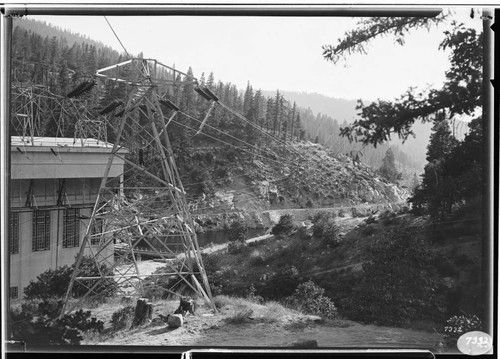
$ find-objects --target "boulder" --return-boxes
[306,315,323,323]
[167,314,184,329]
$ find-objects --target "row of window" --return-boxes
[9,209,103,254]
[10,286,18,299]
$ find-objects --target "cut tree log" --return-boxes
[131,298,153,328]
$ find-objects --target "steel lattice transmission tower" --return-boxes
[62,59,215,315]
[11,58,108,144]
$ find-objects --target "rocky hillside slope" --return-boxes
[186,141,409,231]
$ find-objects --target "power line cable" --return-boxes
[104,16,131,59]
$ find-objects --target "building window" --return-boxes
[90,218,103,245]
[10,287,18,299]
[32,210,50,251]
[63,208,80,248]
[10,212,19,254]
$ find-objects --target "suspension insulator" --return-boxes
[159,99,180,112]
[66,80,96,98]
[201,86,219,102]
[80,81,96,96]
[194,86,212,102]
[98,99,123,115]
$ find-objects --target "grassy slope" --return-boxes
[206,206,483,329]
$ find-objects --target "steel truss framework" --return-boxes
[62,59,215,315]
[11,81,108,146]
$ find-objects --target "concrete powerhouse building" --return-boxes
[9,136,125,300]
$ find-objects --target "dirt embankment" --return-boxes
[189,141,409,232]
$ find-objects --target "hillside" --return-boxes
[14,18,119,53]
[262,90,360,123]
[263,90,431,171]
[185,141,409,232]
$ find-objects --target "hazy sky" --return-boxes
[32,7,480,101]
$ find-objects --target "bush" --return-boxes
[444,314,482,340]
[110,306,135,331]
[246,284,264,304]
[73,256,118,298]
[312,211,339,245]
[228,220,248,242]
[297,226,312,240]
[248,250,265,266]
[285,280,338,319]
[379,210,397,226]
[200,253,229,296]
[347,228,440,326]
[24,266,73,300]
[432,256,459,276]
[271,214,295,236]
[24,256,117,300]
[361,225,377,236]
[9,298,104,345]
[227,241,247,254]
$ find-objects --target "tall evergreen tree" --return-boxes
[378,147,402,182]
[426,118,458,162]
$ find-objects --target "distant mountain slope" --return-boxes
[15,17,121,53]
[262,90,360,122]
[263,89,430,171]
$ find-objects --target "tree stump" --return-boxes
[174,296,196,316]
[131,298,153,328]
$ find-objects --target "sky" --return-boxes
[31,7,482,102]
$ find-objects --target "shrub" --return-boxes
[347,228,440,326]
[454,254,473,266]
[9,298,104,345]
[200,253,229,296]
[246,284,264,304]
[24,266,73,300]
[248,250,265,266]
[110,306,135,331]
[444,314,482,340]
[285,280,338,319]
[432,256,459,276]
[379,209,397,226]
[227,241,247,254]
[24,256,117,300]
[228,220,248,242]
[73,256,118,298]
[312,211,339,245]
[297,226,312,240]
[361,225,377,236]
[271,214,295,237]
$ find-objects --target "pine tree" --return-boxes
[426,117,458,162]
[243,82,253,117]
[378,147,401,183]
[289,102,297,141]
